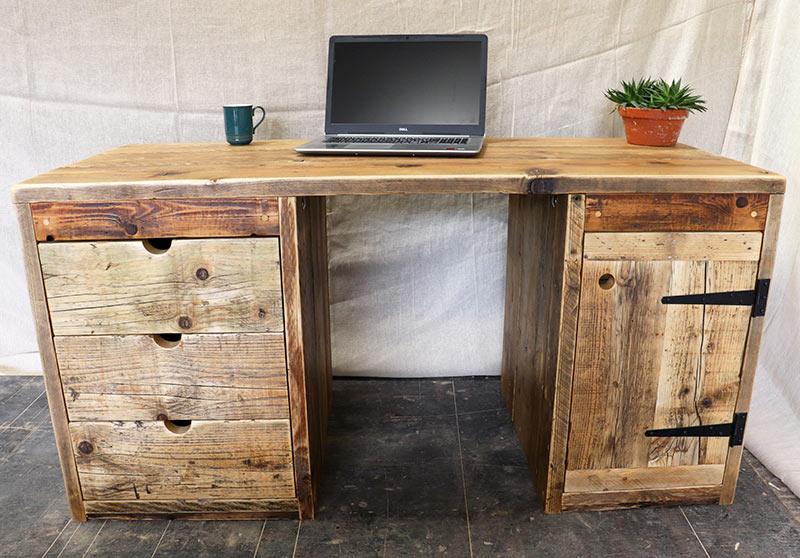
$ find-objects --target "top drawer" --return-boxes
[30,198,279,241]
[40,238,283,335]
[585,194,769,232]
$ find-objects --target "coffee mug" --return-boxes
[223,104,265,145]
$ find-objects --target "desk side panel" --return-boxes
[501,194,584,513]
[280,197,332,520]
[14,203,87,521]
[720,194,784,504]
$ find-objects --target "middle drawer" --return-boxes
[55,333,289,421]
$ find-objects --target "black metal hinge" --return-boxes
[644,412,747,447]
[661,278,770,317]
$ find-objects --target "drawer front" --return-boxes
[71,419,295,501]
[585,194,769,232]
[40,238,283,335]
[31,197,280,241]
[56,333,289,421]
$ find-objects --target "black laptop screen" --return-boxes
[327,38,486,133]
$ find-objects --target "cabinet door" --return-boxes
[564,232,762,504]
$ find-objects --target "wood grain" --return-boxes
[697,261,757,465]
[561,485,722,512]
[720,194,784,504]
[39,238,283,335]
[14,203,86,521]
[568,260,673,471]
[280,197,332,520]
[11,138,784,203]
[55,333,289,421]
[584,232,762,261]
[84,498,298,517]
[502,194,584,513]
[585,194,769,232]
[31,198,279,241]
[648,261,705,468]
[70,419,295,501]
[565,464,724,493]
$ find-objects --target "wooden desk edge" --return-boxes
[11,173,785,203]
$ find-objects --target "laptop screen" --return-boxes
[325,35,487,135]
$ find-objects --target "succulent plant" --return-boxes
[605,78,707,113]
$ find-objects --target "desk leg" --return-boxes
[501,194,585,514]
[279,197,332,519]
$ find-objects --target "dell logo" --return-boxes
[399,127,408,132]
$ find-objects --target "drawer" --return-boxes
[70,419,295,501]
[30,197,280,241]
[39,237,283,335]
[585,194,769,232]
[56,333,289,421]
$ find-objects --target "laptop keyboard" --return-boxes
[325,136,469,145]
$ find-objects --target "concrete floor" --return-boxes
[1,376,798,557]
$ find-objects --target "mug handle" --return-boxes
[252,106,266,133]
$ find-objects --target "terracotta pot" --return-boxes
[618,107,688,147]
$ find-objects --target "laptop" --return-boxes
[296,34,488,156]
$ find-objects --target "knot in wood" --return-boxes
[178,316,193,329]
[77,441,93,455]
[195,267,209,280]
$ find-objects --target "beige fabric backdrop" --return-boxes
[1,1,797,495]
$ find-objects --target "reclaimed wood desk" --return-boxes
[12,138,784,520]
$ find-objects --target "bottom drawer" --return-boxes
[70,419,295,501]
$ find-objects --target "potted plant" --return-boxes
[605,78,707,147]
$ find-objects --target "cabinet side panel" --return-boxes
[503,194,584,513]
[13,203,86,521]
[720,194,784,504]
[279,197,331,519]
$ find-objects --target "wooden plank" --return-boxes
[55,333,289,421]
[568,260,673,471]
[13,203,86,521]
[499,195,528,410]
[39,238,283,335]
[584,232,762,261]
[502,194,584,513]
[280,197,332,520]
[86,511,295,521]
[648,261,705,467]
[30,198,279,241]
[546,194,585,514]
[11,138,784,203]
[697,261,758,465]
[70,419,295,501]
[84,498,298,516]
[565,464,724,493]
[721,194,784,504]
[561,485,722,512]
[585,194,769,232]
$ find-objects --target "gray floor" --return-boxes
[1,376,799,558]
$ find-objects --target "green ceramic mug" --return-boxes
[223,104,265,145]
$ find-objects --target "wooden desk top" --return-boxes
[13,138,784,202]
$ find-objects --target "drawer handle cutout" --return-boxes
[152,333,181,348]
[142,238,172,254]
[164,419,192,434]
[598,273,615,290]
